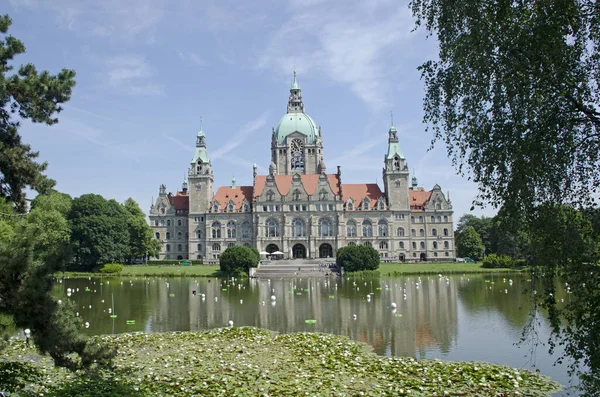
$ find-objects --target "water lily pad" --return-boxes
[169,293,175,297]
[329,295,335,299]
[305,319,317,324]
[110,315,117,318]
[126,320,136,324]
[395,314,403,317]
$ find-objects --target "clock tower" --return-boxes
[270,71,325,175]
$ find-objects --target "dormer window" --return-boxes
[362,198,370,210]
[266,190,275,201]
[319,190,328,201]
[212,202,219,213]
[243,203,249,212]
[346,199,354,211]
[293,189,301,201]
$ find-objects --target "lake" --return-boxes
[54,273,579,396]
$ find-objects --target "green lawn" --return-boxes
[59,264,221,278]
[377,261,523,275]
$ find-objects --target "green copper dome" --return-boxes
[275,113,318,144]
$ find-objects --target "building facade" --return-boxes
[149,73,455,262]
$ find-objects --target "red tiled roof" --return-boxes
[409,188,431,211]
[254,174,341,198]
[341,183,384,208]
[212,185,253,211]
[168,191,189,215]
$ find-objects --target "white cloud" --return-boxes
[212,111,271,160]
[106,54,164,96]
[177,51,208,67]
[257,1,414,111]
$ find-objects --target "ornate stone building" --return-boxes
[149,73,455,262]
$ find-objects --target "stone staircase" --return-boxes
[252,259,339,278]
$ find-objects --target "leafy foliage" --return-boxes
[219,245,259,276]
[336,245,379,272]
[99,263,123,274]
[455,226,485,261]
[482,254,514,269]
[69,194,129,269]
[0,15,76,212]
[123,198,159,263]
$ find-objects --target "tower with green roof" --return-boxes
[188,120,213,214]
[382,118,410,209]
[270,71,325,175]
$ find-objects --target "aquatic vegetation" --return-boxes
[1,328,560,396]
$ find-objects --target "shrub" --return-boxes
[482,254,513,269]
[145,260,204,266]
[219,246,260,276]
[512,259,529,268]
[336,245,379,272]
[99,263,123,274]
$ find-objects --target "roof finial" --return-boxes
[390,111,394,127]
[200,116,203,131]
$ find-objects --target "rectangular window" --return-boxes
[302,205,307,211]
[296,205,301,211]
[269,205,274,212]
[328,204,334,211]
[290,205,294,211]
[316,204,321,211]
[263,205,267,212]
[275,205,280,211]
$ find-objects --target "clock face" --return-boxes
[290,138,304,153]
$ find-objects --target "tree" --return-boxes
[336,245,379,272]
[455,226,485,261]
[410,1,600,391]
[455,214,493,255]
[219,246,259,276]
[123,198,159,263]
[0,15,76,212]
[69,194,129,269]
[410,0,599,213]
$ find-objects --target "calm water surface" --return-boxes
[53,273,579,395]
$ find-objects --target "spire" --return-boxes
[386,113,403,161]
[231,174,236,188]
[182,174,188,192]
[192,120,210,166]
[287,70,304,113]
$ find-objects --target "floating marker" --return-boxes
[169,293,175,297]
[126,320,135,325]
[395,313,403,317]
[329,295,335,299]
[305,319,316,324]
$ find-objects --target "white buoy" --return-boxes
[214,297,218,302]
[391,302,397,309]
[67,288,71,293]
[85,322,90,328]
[353,314,357,320]
[108,308,112,314]
[262,301,265,305]
[57,300,62,304]
[240,299,243,304]
[271,295,276,301]
[89,305,92,309]
[76,312,79,316]
[403,294,407,300]
[228,320,234,327]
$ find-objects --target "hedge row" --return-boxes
[482,254,529,268]
[145,259,204,266]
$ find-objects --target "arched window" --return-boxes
[266,190,275,201]
[161,207,165,214]
[364,241,372,247]
[346,220,357,237]
[419,216,424,223]
[379,241,388,250]
[155,232,160,239]
[443,228,449,236]
[412,242,416,249]
[197,230,202,238]
[378,200,385,210]
[420,229,425,237]
[227,203,234,213]
[346,199,354,210]
[212,221,221,238]
[154,220,158,226]
[212,243,221,252]
[444,241,449,249]
[227,221,236,238]
[212,202,219,213]
[431,216,435,223]
[241,221,251,239]
[378,220,388,236]
[411,216,415,223]
[197,243,202,251]
[319,218,333,237]
[167,219,171,226]
[432,229,437,236]
[420,242,425,249]
[160,219,165,226]
[319,190,328,201]
[399,241,404,248]
[293,189,301,201]
[178,231,182,239]
[292,218,305,237]
[436,203,442,210]
[444,216,448,222]
[178,244,182,251]
[437,216,442,223]
[393,155,400,170]
[243,203,250,212]
[433,241,438,249]
[178,219,182,226]
[397,227,405,236]
[166,232,171,240]
[227,242,235,249]
[166,244,171,252]
[411,229,416,237]
[362,220,373,237]
[362,198,370,210]
[348,242,356,246]
[266,219,279,237]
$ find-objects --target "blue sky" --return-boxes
[8,0,496,222]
